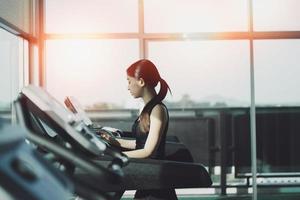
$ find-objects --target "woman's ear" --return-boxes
[138,78,145,87]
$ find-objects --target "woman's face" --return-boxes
[127,75,143,98]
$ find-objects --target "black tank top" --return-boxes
[132,103,169,159]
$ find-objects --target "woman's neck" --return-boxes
[142,87,156,105]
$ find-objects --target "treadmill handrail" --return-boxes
[26,131,122,181]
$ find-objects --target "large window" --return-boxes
[0,28,28,115]
[0,0,37,123]
[44,1,300,198]
[45,0,252,108]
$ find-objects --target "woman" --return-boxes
[116,59,171,160]
[104,59,177,199]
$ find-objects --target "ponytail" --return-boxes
[139,77,171,132]
[141,77,171,114]
[157,78,172,102]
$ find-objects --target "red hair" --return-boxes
[127,59,171,132]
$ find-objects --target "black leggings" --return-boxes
[134,189,178,200]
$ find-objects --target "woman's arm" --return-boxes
[115,137,136,149]
[123,104,167,158]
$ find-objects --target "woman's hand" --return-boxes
[99,131,111,140]
[98,130,120,147]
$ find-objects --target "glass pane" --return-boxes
[0,0,31,33]
[144,0,248,33]
[46,39,139,109]
[253,0,300,31]
[148,40,250,107]
[0,28,24,118]
[45,0,138,33]
[254,40,300,105]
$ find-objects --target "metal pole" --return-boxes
[138,0,145,59]
[248,0,257,200]
[38,0,45,87]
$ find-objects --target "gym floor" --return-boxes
[121,192,300,200]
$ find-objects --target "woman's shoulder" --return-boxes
[150,103,168,118]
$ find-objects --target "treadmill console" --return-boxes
[18,85,128,166]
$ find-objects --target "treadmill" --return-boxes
[0,124,73,200]
[16,85,212,199]
[15,86,127,200]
